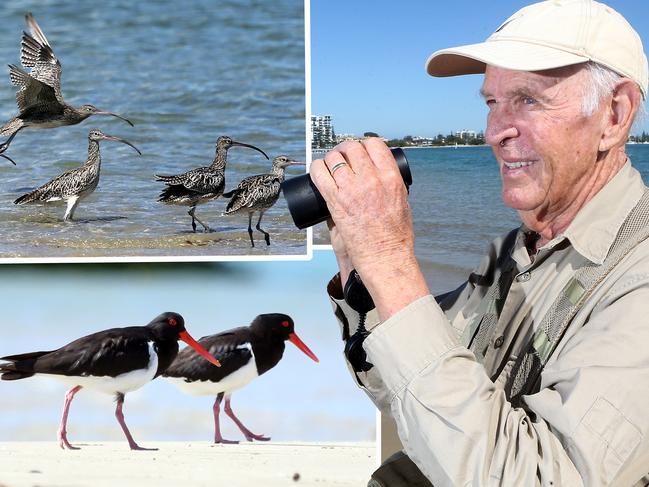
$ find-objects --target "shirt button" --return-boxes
[517,272,531,282]
[494,336,504,348]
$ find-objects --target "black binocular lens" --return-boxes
[282,147,412,229]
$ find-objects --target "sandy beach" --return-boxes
[0,442,375,487]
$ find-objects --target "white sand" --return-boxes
[0,442,375,487]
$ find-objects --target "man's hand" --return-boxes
[311,138,429,320]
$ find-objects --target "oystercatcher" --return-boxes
[164,313,318,443]
[0,311,220,450]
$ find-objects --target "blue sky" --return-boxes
[0,250,376,444]
[311,0,649,139]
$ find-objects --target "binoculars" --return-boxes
[282,147,412,229]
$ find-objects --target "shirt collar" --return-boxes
[549,161,645,264]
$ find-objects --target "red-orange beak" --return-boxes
[179,331,221,367]
[288,332,319,363]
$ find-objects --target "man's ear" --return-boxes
[599,78,642,152]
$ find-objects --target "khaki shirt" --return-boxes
[329,162,649,486]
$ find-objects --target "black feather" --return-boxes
[158,184,191,201]
[0,351,50,380]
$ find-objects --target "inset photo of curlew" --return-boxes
[0,1,308,261]
[0,251,376,486]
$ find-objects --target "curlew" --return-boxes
[14,129,141,221]
[0,13,133,163]
[223,155,304,246]
[155,135,268,232]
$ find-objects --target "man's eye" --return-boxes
[522,96,537,105]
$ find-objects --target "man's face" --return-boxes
[481,65,606,217]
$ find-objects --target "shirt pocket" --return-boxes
[576,397,642,482]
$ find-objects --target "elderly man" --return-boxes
[311,1,649,486]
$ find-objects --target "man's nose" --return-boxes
[485,105,519,148]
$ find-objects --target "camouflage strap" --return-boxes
[506,187,649,407]
[465,228,519,363]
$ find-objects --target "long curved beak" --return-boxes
[231,141,269,160]
[288,332,319,363]
[179,330,221,367]
[287,160,306,166]
[100,134,142,155]
[1,153,16,165]
[95,111,134,127]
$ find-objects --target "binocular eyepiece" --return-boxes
[282,147,412,229]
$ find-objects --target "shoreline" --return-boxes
[313,141,648,154]
[0,441,375,487]
[312,144,487,153]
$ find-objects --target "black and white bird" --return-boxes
[163,313,318,444]
[155,135,269,233]
[13,129,141,221]
[0,13,134,163]
[0,312,220,450]
[223,155,304,247]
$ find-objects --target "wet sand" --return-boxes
[0,442,375,487]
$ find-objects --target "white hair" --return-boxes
[582,61,646,127]
[582,62,621,116]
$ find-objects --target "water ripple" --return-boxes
[0,0,306,259]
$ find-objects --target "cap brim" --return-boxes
[426,40,590,77]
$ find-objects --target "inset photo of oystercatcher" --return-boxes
[0,250,375,486]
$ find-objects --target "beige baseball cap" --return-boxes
[425,0,648,99]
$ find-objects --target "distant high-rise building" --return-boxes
[311,115,336,149]
[455,129,477,141]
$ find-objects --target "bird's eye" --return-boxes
[168,318,177,326]
[281,321,290,327]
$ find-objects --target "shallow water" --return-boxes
[0,0,306,259]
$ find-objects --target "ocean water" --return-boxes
[0,0,306,259]
[314,145,649,293]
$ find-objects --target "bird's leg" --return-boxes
[63,196,80,221]
[114,393,156,451]
[255,211,270,246]
[194,212,211,233]
[224,395,270,442]
[188,207,210,233]
[213,392,238,444]
[247,212,255,247]
[58,385,83,450]
[188,207,197,232]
